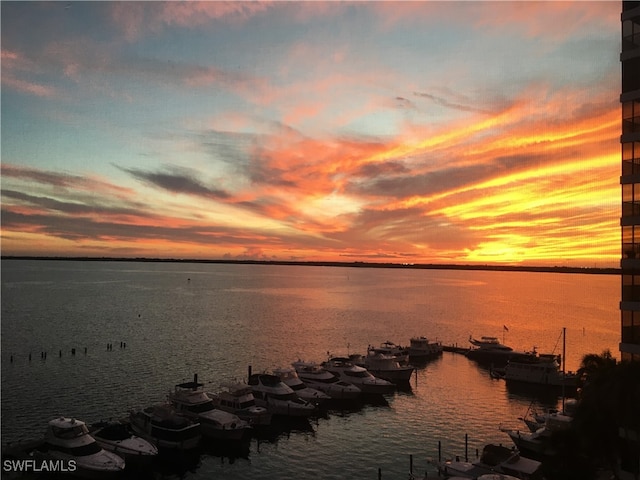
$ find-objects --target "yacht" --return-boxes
[322,357,395,394]
[349,353,415,383]
[90,420,157,464]
[129,404,201,450]
[169,375,251,441]
[434,443,544,480]
[408,336,443,360]
[367,341,409,364]
[247,373,317,417]
[292,360,362,400]
[500,353,578,390]
[209,382,272,426]
[34,417,125,478]
[500,413,573,459]
[272,367,331,405]
[466,336,534,366]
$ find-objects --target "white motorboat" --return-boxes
[500,413,573,459]
[247,373,317,417]
[322,357,395,394]
[532,398,577,425]
[169,375,251,441]
[367,341,409,364]
[33,417,125,478]
[129,404,201,450]
[350,353,415,383]
[501,353,578,389]
[408,336,443,360]
[467,336,534,366]
[209,382,273,426]
[90,420,157,464]
[292,360,362,400]
[433,443,543,480]
[272,367,331,405]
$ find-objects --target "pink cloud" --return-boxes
[371,2,618,40]
[1,163,134,198]
[1,75,57,97]
[109,2,275,41]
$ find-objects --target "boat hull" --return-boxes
[299,380,361,400]
[94,438,156,465]
[129,407,202,451]
[261,400,316,417]
[128,423,201,451]
[33,449,125,479]
[367,367,415,383]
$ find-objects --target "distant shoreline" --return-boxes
[1,255,620,275]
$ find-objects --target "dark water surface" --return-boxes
[1,260,620,479]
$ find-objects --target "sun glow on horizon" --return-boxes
[0,1,622,267]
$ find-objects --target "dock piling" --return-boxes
[465,433,468,462]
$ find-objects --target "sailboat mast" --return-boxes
[562,327,566,374]
[561,327,566,412]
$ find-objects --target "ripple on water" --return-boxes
[1,261,619,479]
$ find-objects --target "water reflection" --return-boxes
[1,261,621,480]
[504,382,570,405]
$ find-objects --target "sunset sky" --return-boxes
[1,1,622,267]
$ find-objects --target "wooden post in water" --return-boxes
[378,467,381,480]
[409,454,413,475]
[438,440,441,463]
[465,433,468,462]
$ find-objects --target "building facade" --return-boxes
[620,0,640,363]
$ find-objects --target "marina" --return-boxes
[1,260,621,479]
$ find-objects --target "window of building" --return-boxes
[623,141,640,174]
[623,99,640,134]
[622,309,640,343]
[622,183,640,218]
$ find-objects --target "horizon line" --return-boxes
[1,255,620,275]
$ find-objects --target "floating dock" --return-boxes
[442,344,470,355]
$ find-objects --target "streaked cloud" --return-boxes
[0,1,621,266]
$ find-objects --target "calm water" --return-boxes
[1,260,620,479]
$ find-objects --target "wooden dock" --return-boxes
[442,344,470,355]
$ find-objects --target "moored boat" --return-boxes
[90,420,157,465]
[292,360,362,400]
[129,404,201,450]
[322,357,395,394]
[500,353,578,390]
[209,382,273,426]
[433,443,543,480]
[349,353,415,383]
[408,336,443,360]
[168,375,251,441]
[33,417,125,479]
[248,373,317,417]
[500,413,573,459]
[367,341,410,364]
[273,367,331,405]
[466,336,534,366]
